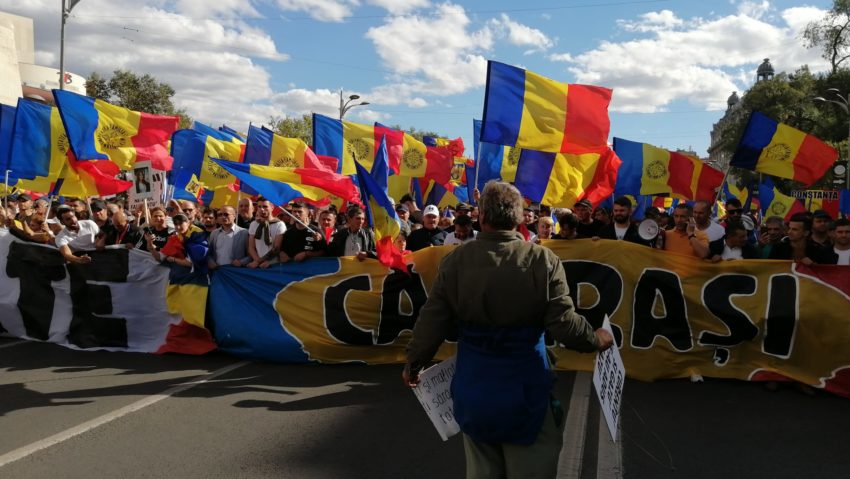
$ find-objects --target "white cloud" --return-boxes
[364,3,493,103]
[366,0,430,15]
[490,14,554,53]
[271,88,341,117]
[618,10,684,33]
[3,0,287,127]
[407,97,428,108]
[352,108,391,123]
[736,0,771,20]
[564,7,829,113]
[549,52,573,62]
[275,0,358,22]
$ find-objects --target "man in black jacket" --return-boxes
[595,196,651,247]
[768,213,837,264]
[407,204,446,251]
[327,206,376,261]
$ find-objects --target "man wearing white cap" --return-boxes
[406,204,446,251]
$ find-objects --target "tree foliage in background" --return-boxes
[85,70,192,128]
[269,114,312,144]
[804,0,850,74]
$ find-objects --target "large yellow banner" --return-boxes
[270,240,850,396]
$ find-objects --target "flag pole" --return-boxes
[472,139,482,205]
[715,164,733,207]
[278,206,318,236]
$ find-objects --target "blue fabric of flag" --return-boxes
[0,104,15,176]
[312,113,344,173]
[9,99,53,181]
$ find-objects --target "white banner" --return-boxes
[412,355,460,441]
[0,234,182,352]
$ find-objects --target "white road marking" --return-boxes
[596,413,623,479]
[0,360,249,468]
[558,371,592,478]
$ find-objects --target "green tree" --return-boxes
[804,0,850,74]
[84,70,193,128]
[390,125,442,142]
[719,67,848,190]
[269,114,313,144]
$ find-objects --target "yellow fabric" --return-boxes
[758,123,806,180]
[518,70,567,152]
[166,283,208,328]
[92,99,142,170]
[541,151,601,208]
[273,240,850,391]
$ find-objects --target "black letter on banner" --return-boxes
[698,275,758,347]
[5,243,67,340]
[631,269,693,351]
[376,266,428,345]
[324,274,373,345]
[67,249,129,348]
[763,274,798,358]
[563,260,623,343]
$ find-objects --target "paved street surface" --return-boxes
[2,336,848,479]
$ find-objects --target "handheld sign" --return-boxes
[412,355,460,441]
[592,316,625,441]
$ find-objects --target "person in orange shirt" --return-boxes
[663,203,709,258]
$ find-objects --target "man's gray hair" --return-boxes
[480,181,523,230]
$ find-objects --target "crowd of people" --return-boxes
[1,189,849,268]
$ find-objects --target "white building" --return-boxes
[0,11,86,106]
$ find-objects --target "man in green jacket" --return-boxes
[404,181,613,479]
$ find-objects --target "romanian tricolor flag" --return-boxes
[480,60,612,153]
[514,148,621,208]
[245,125,323,170]
[219,124,245,142]
[52,89,179,171]
[731,112,838,186]
[472,119,518,192]
[758,176,805,220]
[614,138,723,201]
[212,159,361,208]
[355,137,405,270]
[8,99,60,184]
[313,113,380,175]
[9,99,131,196]
[170,127,244,207]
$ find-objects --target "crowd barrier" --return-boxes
[1,234,848,398]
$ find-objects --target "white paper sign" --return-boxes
[412,355,460,441]
[592,316,625,441]
[127,161,165,210]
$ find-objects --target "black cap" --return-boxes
[395,203,409,213]
[16,193,32,202]
[456,202,471,212]
[574,199,592,208]
[172,213,189,223]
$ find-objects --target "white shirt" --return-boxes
[444,230,477,245]
[721,244,744,261]
[212,225,242,265]
[614,224,628,240]
[55,220,99,252]
[835,247,850,266]
[697,221,726,242]
[248,220,286,260]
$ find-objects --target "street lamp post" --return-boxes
[339,89,369,120]
[59,0,82,91]
[814,88,850,188]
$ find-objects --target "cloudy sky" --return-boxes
[1,0,833,156]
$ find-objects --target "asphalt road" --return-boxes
[1,337,848,479]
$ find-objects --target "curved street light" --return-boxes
[339,90,369,120]
[814,88,850,188]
